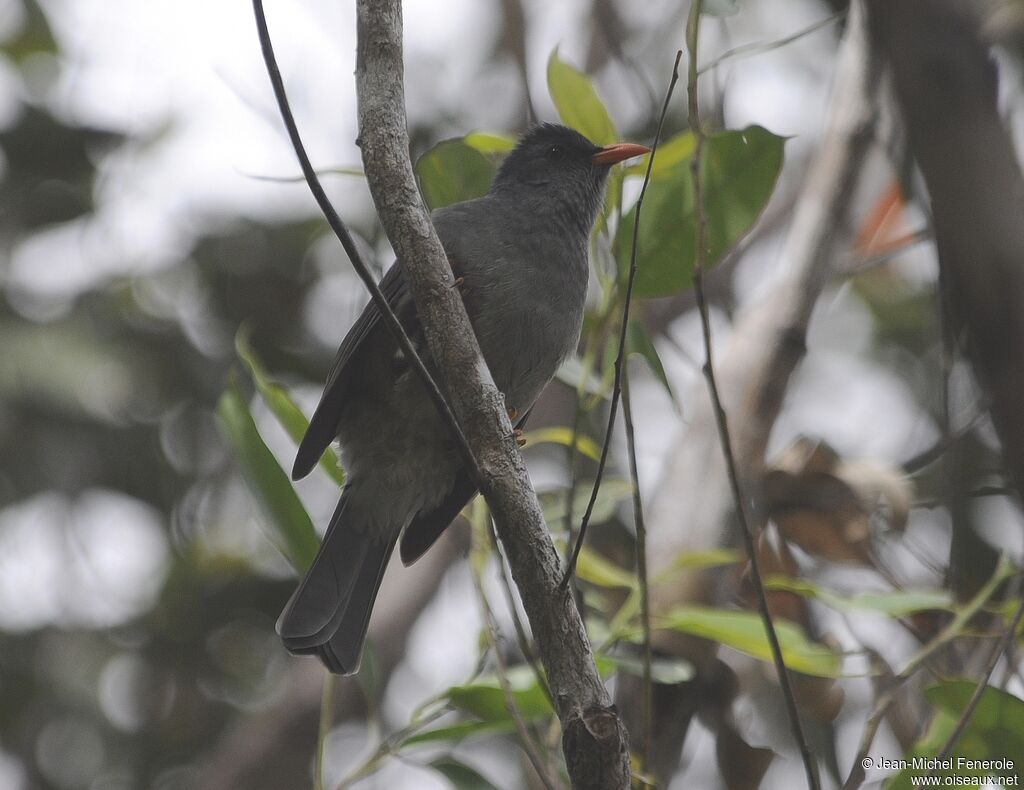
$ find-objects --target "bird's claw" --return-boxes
[513,428,526,448]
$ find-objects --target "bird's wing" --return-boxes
[292,205,475,481]
[292,262,410,480]
[399,409,532,566]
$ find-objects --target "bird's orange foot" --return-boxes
[507,407,518,421]
[514,428,527,448]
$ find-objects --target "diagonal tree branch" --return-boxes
[352,1,630,786]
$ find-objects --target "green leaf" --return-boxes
[617,126,785,298]
[540,479,633,531]
[429,757,500,790]
[615,170,691,297]
[401,718,517,748]
[669,548,743,570]
[574,546,636,589]
[844,590,953,616]
[607,587,643,638]
[216,377,319,572]
[765,576,954,617]
[626,321,679,412]
[416,139,497,210]
[235,329,344,487]
[464,131,516,156]
[703,127,785,260]
[652,548,743,585]
[602,654,695,684]
[623,132,696,178]
[521,426,602,462]
[605,550,743,637]
[2,0,58,64]
[444,666,552,722]
[927,681,1024,731]
[654,605,841,677]
[886,682,1024,789]
[546,50,618,145]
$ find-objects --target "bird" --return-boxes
[278,123,649,674]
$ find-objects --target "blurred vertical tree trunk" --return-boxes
[867,0,1024,580]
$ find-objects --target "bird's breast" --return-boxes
[464,250,587,412]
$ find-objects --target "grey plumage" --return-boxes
[278,124,647,674]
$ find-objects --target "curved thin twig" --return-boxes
[686,2,820,787]
[619,370,653,771]
[697,11,845,76]
[560,49,684,589]
[471,509,560,790]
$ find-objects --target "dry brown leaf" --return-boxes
[762,436,912,566]
[738,534,809,624]
[716,722,775,790]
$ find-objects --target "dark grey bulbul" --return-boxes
[278,123,649,674]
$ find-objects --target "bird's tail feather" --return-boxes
[276,491,395,675]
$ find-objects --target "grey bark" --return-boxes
[353,1,630,787]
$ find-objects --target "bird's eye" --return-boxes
[547,144,564,158]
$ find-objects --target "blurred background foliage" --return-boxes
[2,0,1024,788]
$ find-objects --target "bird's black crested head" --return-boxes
[492,123,604,192]
[490,124,615,233]
[488,123,649,235]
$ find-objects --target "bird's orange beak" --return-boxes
[591,142,651,166]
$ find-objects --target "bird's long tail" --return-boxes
[276,490,395,675]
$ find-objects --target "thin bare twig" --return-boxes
[243,165,364,183]
[560,50,684,589]
[487,520,555,709]
[251,0,484,484]
[902,413,989,475]
[313,673,336,790]
[619,369,653,773]
[686,3,820,788]
[471,511,561,790]
[913,484,1015,509]
[698,11,845,76]
[563,394,585,609]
